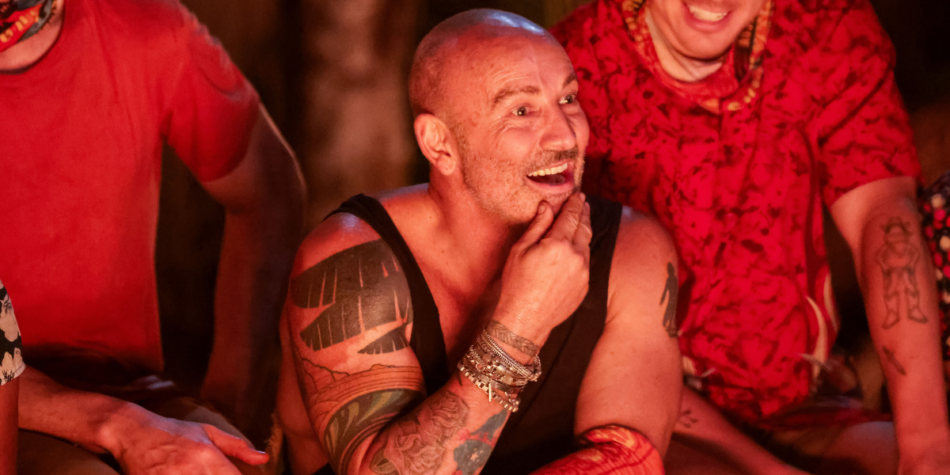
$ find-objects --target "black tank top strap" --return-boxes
[486,195,623,473]
[328,194,450,396]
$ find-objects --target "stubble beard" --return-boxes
[456,133,583,225]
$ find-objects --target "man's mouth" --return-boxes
[686,3,729,22]
[526,163,570,185]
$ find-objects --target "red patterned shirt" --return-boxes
[553,0,920,429]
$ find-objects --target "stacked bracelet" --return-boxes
[457,330,541,412]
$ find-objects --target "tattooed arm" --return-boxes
[570,210,682,461]
[831,176,950,473]
[532,425,664,475]
[286,194,593,475]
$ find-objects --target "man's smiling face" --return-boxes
[648,0,768,61]
[446,30,588,224]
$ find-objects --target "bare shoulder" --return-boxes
[612,206,678,272]
[291,211,384,279]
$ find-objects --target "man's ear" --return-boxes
[415,113,458,176]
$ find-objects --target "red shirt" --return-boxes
[554,0,920,428]
[0,0,258,381]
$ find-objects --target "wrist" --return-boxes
[96,400,154,456]
[484,316,548,364]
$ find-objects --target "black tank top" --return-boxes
[313,194,622,475]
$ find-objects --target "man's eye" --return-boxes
[561,94,577,105]
[515,107,528,116]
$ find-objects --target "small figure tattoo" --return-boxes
[876,218,928,329]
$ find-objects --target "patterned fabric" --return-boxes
[0,281,25,385]
[553,0,920,429]
[919,173,950,360]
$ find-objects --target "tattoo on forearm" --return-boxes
[676,409,698,429]
[876,218,928,329]
[881,346,907,376]
[292,356,425,474]
[486,320,539,357]
[453,410,507,475]
[370,391,469,475]
[661,262,678,338]
[292,240,413,354]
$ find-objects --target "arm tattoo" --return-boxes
[486,320,540,357]
[881,346,907,376]
[453,410,507,475]
[661,262,678,338]
[292,355,425,474]
[876,218,928,329]
[676,408,698,429]
[292,239,413,354]
[370,391,469,475]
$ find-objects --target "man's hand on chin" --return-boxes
[101,403,268,475]
[492,192,593,351]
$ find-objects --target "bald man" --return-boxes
[275,9,681,475]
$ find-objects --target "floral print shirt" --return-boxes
[553,0,920,429]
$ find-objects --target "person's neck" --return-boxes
[425,181,522,288]
[645,8,725,82]
[0,0,65,73]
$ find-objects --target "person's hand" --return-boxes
[494,192,593,342]
[104,407,268,475]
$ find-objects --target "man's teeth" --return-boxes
[527,163,569,177]
[687,4,727,21]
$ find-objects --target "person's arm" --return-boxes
[532,425,664,475]
[18,366,267,474]
[671,388,808,475]
[533,211,679,474]
[198,105,306,430]
[288,194,592,475]
[0,378,16,475]
[830,176,950,474]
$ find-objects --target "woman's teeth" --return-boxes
[527,163,569,177]
[687,4,728,21]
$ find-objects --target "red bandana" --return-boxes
[0,0,55,53]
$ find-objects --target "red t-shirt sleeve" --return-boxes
[160,4,260,182]
[813,0,920,206]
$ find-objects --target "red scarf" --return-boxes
[0,0,55,53]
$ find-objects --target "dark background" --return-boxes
[155,0,950,440]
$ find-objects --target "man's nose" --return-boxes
[540,107,578,152]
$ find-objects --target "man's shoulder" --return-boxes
[291,187,428,279]
[609,206,678,282]
[615,207,675,256]
[89,0,196,49]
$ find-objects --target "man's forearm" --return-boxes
[672,388,803,475]
[859,208,950,453]
[300,361,512,475]
[532,426,664,475]
[202,207,301,428]
[201,107,306,429]
[19,366,138,454]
